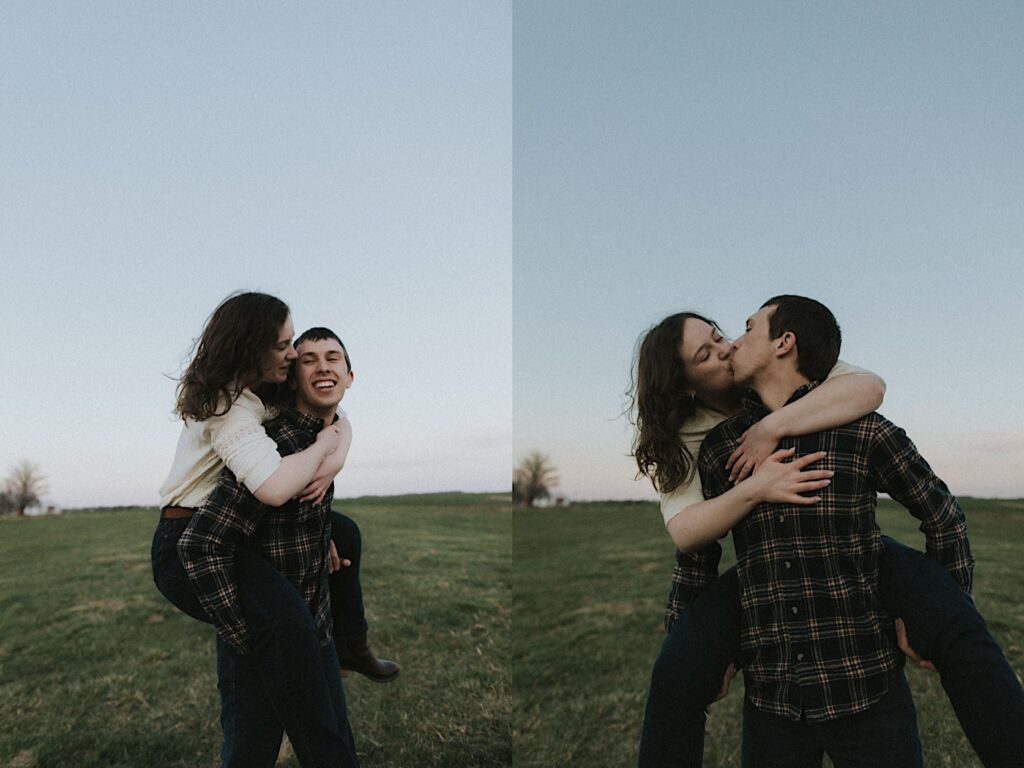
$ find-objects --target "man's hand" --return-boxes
[895,618,937,672]
[714,663,737,702]
[326,540,352,574]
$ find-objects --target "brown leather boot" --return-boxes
[336,631,400,683]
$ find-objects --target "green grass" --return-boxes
[0,493,511,768]
[513,498,1024,768]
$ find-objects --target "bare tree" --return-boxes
[4,460,48,517]
[513,452,559,507]
[0,490,12,516]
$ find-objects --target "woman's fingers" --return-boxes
[733,446,793,482]
[301,483,328,504]
[799,470,834,481]
[725,433,752,469]
[734,461,755,483]
[761,447,796,465]
[791,450,828,469]
[795,479,832,492]
[725,447,740,471]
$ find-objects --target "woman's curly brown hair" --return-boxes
[628,311,722,494]
[175,291,290,422]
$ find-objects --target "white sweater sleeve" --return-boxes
[658,406,727,527]
[660,474,705,526]
[827,359,874,378]
[205,390,282,494]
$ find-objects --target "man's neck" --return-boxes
[752,369,811,412]
[701,390,745,419]
[295,402,337,428]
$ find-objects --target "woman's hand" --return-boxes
[301,419,353,504]
[746,448,832,505]
[726,417,784,483]
[313,422,343,455]
[300,471,332,505]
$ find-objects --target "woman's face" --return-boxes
[259,314,298,384]
[678,317,736,400]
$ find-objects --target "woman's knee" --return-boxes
[234,552,312,628]
[881,540,977,615]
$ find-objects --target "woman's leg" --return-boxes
[878,536,1024,768]
[638,566,742,768]
[150,516,211,623]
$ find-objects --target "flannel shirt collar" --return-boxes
[277,405,337,437]
[741,380,820,420]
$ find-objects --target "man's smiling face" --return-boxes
[292,336,353,415]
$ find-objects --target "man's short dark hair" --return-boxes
[294,327,352,372]
[761,295,841,381]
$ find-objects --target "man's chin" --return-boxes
[317,395,343,411]
[731,370,752,388]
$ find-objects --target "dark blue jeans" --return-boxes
[638,536,1024,768]
[638,566,741,768]
[150,514,362,766]
[152,511,369,644]
[877,538,1024,768]
[216,601,358,768]
[740,674,921,768]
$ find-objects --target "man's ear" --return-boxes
[346,371,355,388]
[773,332,797,358]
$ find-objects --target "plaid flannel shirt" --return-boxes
[177,407,334,655]
[665,384,973,722]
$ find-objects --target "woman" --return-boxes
[151,291,396,675]
[151,291,347,622]
[631,311,1023,768]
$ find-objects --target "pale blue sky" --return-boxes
[3,4,1022,508]
[514,2,1024,500]
[0,3,511,507]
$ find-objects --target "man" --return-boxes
[690,296,974,766]
[179,327,363,768]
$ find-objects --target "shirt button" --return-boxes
[796,653,804,661]
[791,606,799,615]
[777,515,785,523]
[784,561,792,570]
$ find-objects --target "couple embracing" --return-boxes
[632,295,1024,767]
[151,291,398,768]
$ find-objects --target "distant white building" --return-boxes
[533,494,570,508]
[25,502,61,517]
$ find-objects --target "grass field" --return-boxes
[513,497,1024,768]
[0,493,511,768]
